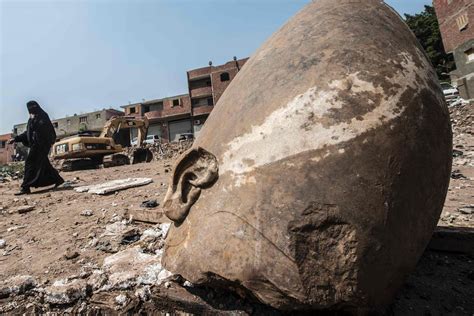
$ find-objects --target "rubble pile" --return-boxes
[450,100,473,136]
[122,140,193,162]
[0,215,175,313]
[0,163,25,183]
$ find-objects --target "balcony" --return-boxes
[188,67,212,80]
[190,86,212,98]
[192,105,214,116]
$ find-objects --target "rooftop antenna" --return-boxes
[234,56,240,71]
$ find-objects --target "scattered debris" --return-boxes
[452,149,464,157]
[75,178,153,195]
[80,209,94,217]
[458,206,473,215]
[451,169,468,180]
[64,249,80,260]
[16,205,35,214]
[0,275,36,299]
[7,225,27,232]
[114,293,129,307]
[43,279,90,305]
[140,199,159,208]
[101,247,172,290]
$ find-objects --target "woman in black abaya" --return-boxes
[9,101,64,195]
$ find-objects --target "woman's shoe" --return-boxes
[14,187,31,195]
[54,178,65,188]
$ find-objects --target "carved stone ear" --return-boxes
[162,147,219,223]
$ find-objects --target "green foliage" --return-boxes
[405,5,455,79]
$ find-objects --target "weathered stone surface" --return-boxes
[44,279,90,305]
[101,247,172,290]
[161,0,452,312]
[0,275,36,298]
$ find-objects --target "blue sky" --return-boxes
[0,0,432,133]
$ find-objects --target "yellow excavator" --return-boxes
[52,116,153,171]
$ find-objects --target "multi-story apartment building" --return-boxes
[13,108,124,139]
[434,0,474,99]
[121,57,248,142]
[123,94,192,142]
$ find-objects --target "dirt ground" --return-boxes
[0,104,473,315]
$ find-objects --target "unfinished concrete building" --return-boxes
[434,0,474,100]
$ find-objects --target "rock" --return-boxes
[135,286,151,302]
[86,270,108,291]
[101,247,172,290]
[81,210,93,217]
[7,225,27,232]
[140,199,159,208]
[458,207,473,215]
[161,0,452,311]
[17,205,35,214]
[0,239,6,249]
[44,279,90,305]
[0,275,36,298]
[64,249,80,260]
[115,293,129,306]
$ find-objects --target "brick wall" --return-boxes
[0,134,14,165]
[434,0,474,53]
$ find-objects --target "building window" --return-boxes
[207,97,214,106]
[79,116,88,123]
[67,119,71,126]
[143,105,150,113]
[53,122,58,128]
[96,113,101,119]
[14,128,17,134]
[0,141,6,148]
[456,14,469,31]
[172,99,180,107]
[129,107,136,114]
[220,72,230,82]
[465,48,474,62]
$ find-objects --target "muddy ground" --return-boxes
[0,104,473,315]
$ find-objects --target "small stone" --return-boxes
[115,293,128,306]
[81,210,93,217]
[135,286,151,301]
[164,281,171,288]
[0,239,6,249]
[17,205,35,214]
[64,249,80,260]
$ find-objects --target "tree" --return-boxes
[405,5,455,80]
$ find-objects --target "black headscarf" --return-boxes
[25,101,56,146]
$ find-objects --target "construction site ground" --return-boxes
[0,104,473,315]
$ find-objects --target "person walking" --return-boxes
[8,101,64,195]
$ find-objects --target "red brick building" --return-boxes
[0,133,14,165]
[122,57,248,142]
[433,0,474,99]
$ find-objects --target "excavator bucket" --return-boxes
[132,148,153,164]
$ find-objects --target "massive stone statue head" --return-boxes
[161,0,452,311]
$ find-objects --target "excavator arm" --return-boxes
[100,116,149,145]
